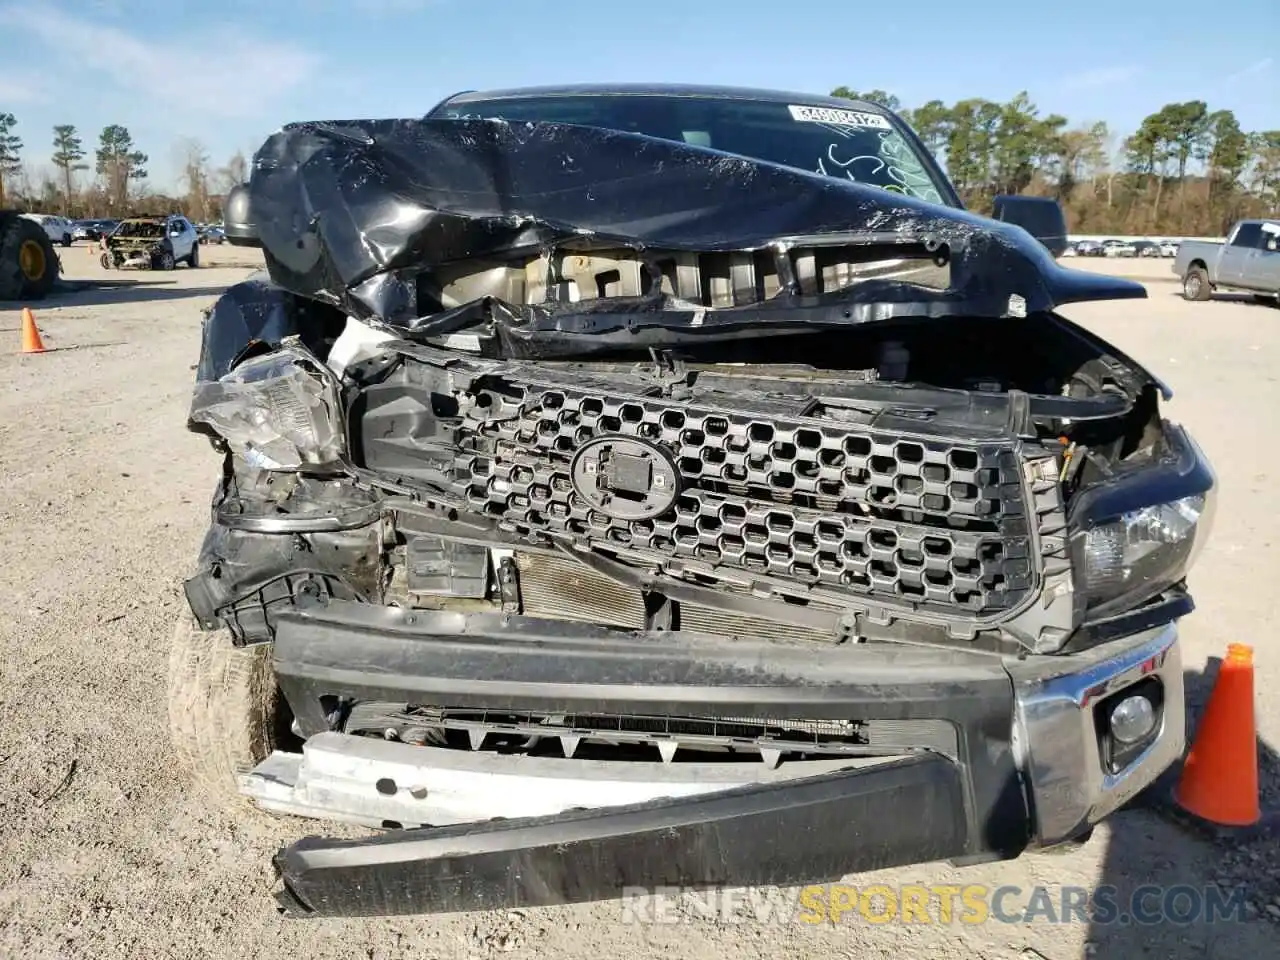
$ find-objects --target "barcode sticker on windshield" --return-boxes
[788,105,891,128]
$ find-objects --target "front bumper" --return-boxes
[251,601,1183,917]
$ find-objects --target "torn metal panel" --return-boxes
[193,272,347,383]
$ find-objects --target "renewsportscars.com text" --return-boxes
[619,883,1249,926]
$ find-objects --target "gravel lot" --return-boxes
[1,247,1276,960]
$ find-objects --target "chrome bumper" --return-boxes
[1007,622,1184,847]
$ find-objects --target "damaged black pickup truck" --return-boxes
[170,85,1216,918]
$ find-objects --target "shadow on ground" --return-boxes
[32,276,224,309]
[1083,657,1279,958]
[1162,289,1280,307]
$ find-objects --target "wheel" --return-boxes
[156,249,175,271]
[0,213,60,300]
[1252,293,1279,308]
[100,252,111,270]
[62,232,72,248]
[1182,265,1212,302]
[167,615,281,804]
[188,242,200,268]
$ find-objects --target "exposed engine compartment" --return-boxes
[187,297,1167,667]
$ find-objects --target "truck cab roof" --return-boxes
[431,83,887,116]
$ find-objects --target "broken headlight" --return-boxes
[1076,492,1215,618]
[188,347,344,471]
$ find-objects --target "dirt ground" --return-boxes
[0,245,1276,960]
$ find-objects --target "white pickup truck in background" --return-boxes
[1174,219,1280,305]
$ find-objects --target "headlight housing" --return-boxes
[188,346,344,471]
[1076,492,1214,617]
[1070,424,1218,619]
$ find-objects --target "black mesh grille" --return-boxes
[457,382,1035,616]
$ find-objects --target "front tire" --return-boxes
[62,232,73,248]
[188,243,200,268]
[167,616,280,804]
[156,249,175,271]
[1182,266,1212,302]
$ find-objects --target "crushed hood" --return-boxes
[246,117,1145,329]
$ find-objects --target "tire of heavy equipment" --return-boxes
[167,615,279,804]
[1182,265,1212,302]
[0,212,59,300]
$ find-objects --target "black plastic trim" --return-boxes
[274,753,969,917]
[1067,421,1215,528]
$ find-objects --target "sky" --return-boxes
[0,0,1276,193]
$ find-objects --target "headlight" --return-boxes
[1076,491,1215,617]
[188,347,344,471]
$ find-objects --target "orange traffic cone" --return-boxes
[1174,644,1260,826]
[20,307,46,354]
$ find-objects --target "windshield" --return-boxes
[434,95,950,206]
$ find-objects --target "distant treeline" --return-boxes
[3,93,1278,234]
[831,87,1279,235]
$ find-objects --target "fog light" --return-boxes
[1110,694,1157,744]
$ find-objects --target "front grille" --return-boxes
[459,378,1034,618]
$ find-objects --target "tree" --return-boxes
[213,150,249,195]
[176,137,211,221]
[0,112,23,207]
[1206,111,1248,190]
[830,87,901,112]
[1125,111,1174,226]
[51,125,89,216]
[908,100,952,156]
[1161,100,1211,181]
[989,91,1066,196]
[96,125,148,210]
[1249,131,1280,207]
[944,98,1002,202]
[1051,122,1109,200]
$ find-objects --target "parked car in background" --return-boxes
[1159,240,1180,258]
[1103,239,1137,257]
[197,224,226,244]
[1132,240,1161,258]
[73,218,120,242]
[22,213,74,247]
[1073,239,1104,257]
[101,214,201,270]
[1174,218,1280,303]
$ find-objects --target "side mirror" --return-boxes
[990,195,1069,258]
[222,183,261,248]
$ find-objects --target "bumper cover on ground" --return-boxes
[274,752,967,917]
